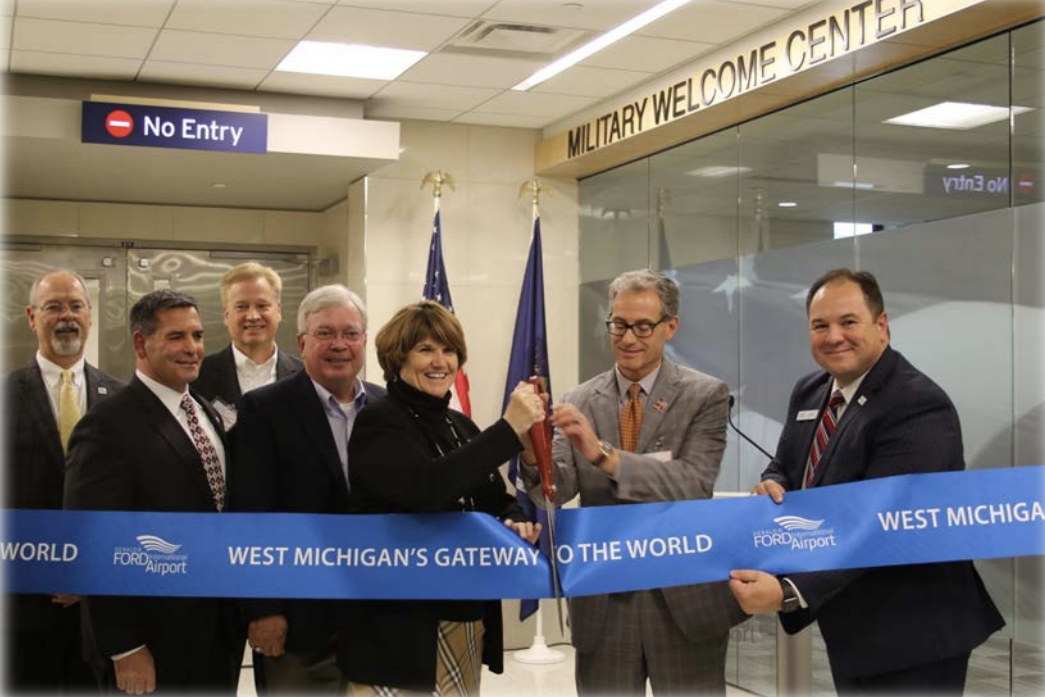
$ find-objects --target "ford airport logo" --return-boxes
[752,515,837,552]
[135,535,182,554]
[772,515,825,531]
[113,534,188,576]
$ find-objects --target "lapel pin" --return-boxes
[653,400,667,413]
[98,387,108,395]
[857,395,867,406]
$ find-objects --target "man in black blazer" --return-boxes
[729,269,1004,694]
[194,262,302,428]
[4,269,125,693]
[228,284,386,693]
[64,290,239,695]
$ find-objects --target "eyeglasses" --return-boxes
[309,328,364,343]
[605,316,670,338]
[37,301,89,315]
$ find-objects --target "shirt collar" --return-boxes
[231,344,278,372]
[614,362,660,399]
[832,370,870,406]
[311,377,367,410]
[136,369,189,415]
[36,351,85,387]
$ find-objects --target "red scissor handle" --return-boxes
[527,377,556,504]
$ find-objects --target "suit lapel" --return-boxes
[84,364,117,410]
[275,352,299,380]
[636,361,679,454]
[589,370,622,448]
[219,347,242,404]
[24,364,64,474]
[291,373,350,493]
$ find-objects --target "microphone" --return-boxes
[727,394,773,460]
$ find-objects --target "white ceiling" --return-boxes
[2,0,818,128]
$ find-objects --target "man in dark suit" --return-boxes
[64,289,239,695]
[228,284,386,692]
[522,269,746,695]
[4,269,124,693]
[729,268,1004,695]
[194,262,302,428]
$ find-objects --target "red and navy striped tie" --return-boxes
[807,390,846,488]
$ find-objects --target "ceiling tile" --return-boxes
[139,60,269,90]
[452,111,550,128]
[480,0,663,31]
[581,35,714,73]
[258,70,387,98]
[14,17,157,58]
[533,65,651,98]
[150,29,294,69]
[371,81,499,110]
[308,6,470,51]
[636,0,789,43]
[725,0,817,8]
[472,90,598,118]
[398,52,541,89]
[366,104,464,122]
[16,0,174,26]
[0,0,14,16]
[336,0,497,17]
[0,15,9,48]
[165,0,331,40]
[11,50,140,79]
[0,50,9,71]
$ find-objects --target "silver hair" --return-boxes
[28,269,91,308]
[607,269,680,318]
[297,284,367,334]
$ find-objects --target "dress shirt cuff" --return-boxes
[111,645,146,662]
[781,577,809,609]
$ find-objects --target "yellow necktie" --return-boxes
[620,383,644,452]
[59,370,81,454]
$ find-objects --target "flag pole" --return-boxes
[513,178,565,666]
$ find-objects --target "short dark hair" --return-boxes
[130,290,199,336]
[806,268,885,318]
[375,301,467,384]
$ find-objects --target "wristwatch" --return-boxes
[779,578,800,613]
[592,440,615,466]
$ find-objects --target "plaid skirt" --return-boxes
[345,620,485,697]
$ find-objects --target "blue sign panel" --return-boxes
[82,101,268,154]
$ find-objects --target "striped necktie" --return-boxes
[58,369,81,454]
[806,390,845,488]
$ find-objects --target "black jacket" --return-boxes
[339,379,527,691]
[194,344,302,411]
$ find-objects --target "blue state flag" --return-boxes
[503,215,553,620]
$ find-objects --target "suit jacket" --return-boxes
[762,346,1004,679]
[227,370,386,655]
[339,379,524,691]
[4,360,124,631]
[63,377,238,691]
[525,358,747,652]
[194,344,302,410]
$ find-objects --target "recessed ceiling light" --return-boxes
[885,102,1032,130]
[686,166,752,178]
[946,163,971,170]
[211,183,227,189]
[513,0,693,91]
[778,201,797,208]
[277,41,426,80]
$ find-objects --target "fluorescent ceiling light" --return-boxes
[277,41,426,80]
[946,163,970,170]
[831,180,875,189]
[834,222,874,239]
[512,0,693,91]
[885,102,1032,130]
[778,201,797,208]
[686,166,752,178]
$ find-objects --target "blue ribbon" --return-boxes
[4,467,1043,599]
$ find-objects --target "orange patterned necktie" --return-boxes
[620,383,644,452]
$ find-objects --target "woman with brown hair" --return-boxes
[339,300,543,696]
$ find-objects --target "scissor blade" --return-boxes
[544,501,565,635]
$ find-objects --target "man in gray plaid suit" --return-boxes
[521,269,747,695]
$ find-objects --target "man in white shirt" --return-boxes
[4,269,124,693]
[195,262,302,429]
[64,289,238,695]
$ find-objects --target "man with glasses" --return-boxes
[227,284,386,693]
[5,269,124,692]
[521,269,746,696]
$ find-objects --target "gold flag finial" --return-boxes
[421,171,455,199]
[518,178,550,206]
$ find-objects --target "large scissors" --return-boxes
[527,377,565,634]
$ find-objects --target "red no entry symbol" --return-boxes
[105,110,134,138]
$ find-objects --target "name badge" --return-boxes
[797,409,819,421]
[646,450,673,462]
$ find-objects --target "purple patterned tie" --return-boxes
[806,390,845,488]
[180,395,225,511]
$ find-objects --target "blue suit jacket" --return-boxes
[762,346,1004,679]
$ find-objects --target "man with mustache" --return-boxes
[4,269,124,693]
[195,263,302,431]
[65,290,239,694]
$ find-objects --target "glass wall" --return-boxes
[577,20,1043,696]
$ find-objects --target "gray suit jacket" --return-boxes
[525,358,747,651]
